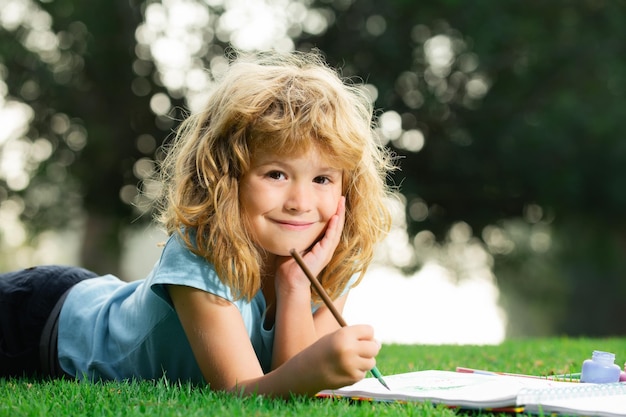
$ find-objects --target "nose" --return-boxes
[285,182,312,212]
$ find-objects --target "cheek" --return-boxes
[320,193,342,219]
[239,179,265,214]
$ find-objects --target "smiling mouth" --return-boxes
[272,219,316,229]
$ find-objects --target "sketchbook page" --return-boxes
[518,382,626,417]
[318,370,574,409]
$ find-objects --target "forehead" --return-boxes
[245,128,358,176]
[250,145,340,169]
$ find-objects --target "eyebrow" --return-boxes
[253,158,342,174]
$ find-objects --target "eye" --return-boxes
[266,170,286,180]
[313,175,331,185]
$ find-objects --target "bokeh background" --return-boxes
[1,0,625,343]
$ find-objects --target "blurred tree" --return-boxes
[0,0,179,276]
[1,0,625,336]
[0,0,332,277]
[306,0,626,337]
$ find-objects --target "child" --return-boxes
[0,50,396,397]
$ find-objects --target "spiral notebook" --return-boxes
[518,382,626,417]
[317,370,626,415]
[317,370,575,411]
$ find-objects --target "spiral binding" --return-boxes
[518,382,626,404]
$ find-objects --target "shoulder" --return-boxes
[149,233,236,305]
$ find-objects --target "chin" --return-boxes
[259,234,322,257]
[276,246,305,257]
[268,242,314,257]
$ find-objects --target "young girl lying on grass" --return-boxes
[0,49,396,397]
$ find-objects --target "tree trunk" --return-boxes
[80,212,123,278]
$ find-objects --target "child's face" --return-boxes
[239,146,343,257]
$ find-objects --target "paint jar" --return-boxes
[580,350,621,383]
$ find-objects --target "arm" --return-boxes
[271,289,349,369]
[271,197,348,368]
[169,284,379,397]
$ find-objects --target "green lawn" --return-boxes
[1,337,624,417]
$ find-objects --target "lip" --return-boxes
[271,219,316,230]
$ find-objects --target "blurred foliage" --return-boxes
[304,0,626,337]
[1,0,625,337]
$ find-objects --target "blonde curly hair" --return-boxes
[158,50,396,302]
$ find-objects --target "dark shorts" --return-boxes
[0,265,97,379]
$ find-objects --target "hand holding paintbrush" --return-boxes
[290,249,390,390]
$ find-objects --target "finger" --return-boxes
[297,197,346,278]
[313,196,346,253]
[358,339,382,359]
[330,196,346,238]
[335,195,346,223]
[357,357,378,374]
[347,324,376,341]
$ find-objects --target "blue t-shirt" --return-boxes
[58,234,356,383]
[58,234,274,383]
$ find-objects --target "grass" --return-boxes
[1,337,624,417]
